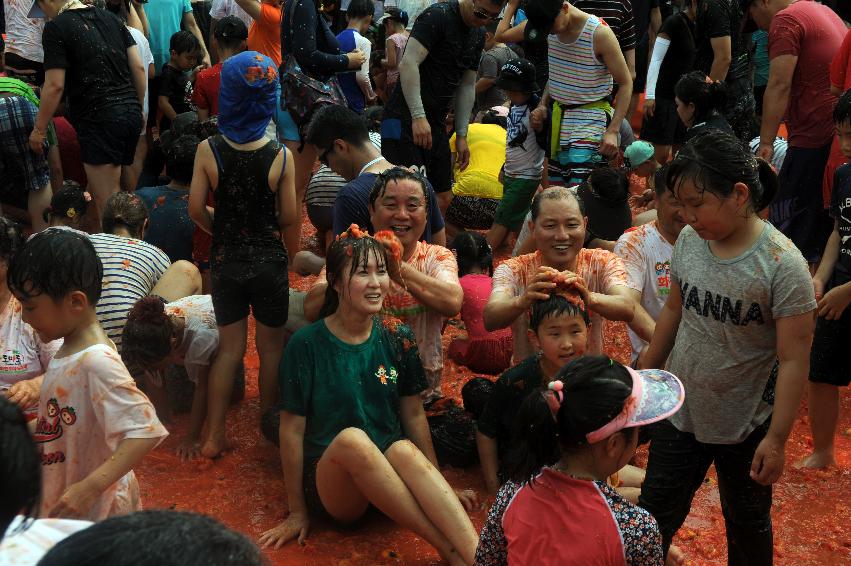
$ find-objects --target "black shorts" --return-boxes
[75,107,141,166]
[211,259,289,327]
[302,456,329,518]
[640,98,685,146]
[444,196,499,230]
[381,117,453,193]
[810,311,851,386]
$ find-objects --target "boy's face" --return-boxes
[16,291,85,343]
[837,121,851,159]
[172,50,198,71]
[506,90,531,105]
[529,312,588,375]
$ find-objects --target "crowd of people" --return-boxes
[0,0,849,563]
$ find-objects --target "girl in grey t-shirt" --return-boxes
[637,131,816,564]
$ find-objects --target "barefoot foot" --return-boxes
[201,429,228,459]
[794,451,836,470]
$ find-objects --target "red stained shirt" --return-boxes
[191,62,222,116]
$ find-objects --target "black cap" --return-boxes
[495,58,540,94]
[577,178,631,241]
[215,15,249,41]
[377,7,409,27]
[524,0,564,43]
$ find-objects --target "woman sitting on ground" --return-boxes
[259,226,478,565]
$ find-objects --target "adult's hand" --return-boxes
[258,511,310,549]
[599,131,619,160]
[6,378,40,408]
[643,98,656,118]
[347,49,367,70]
[29,127,46,155]
[530,105,547,132]
[750,435,785,486]
[757,141,775,163]
[412,117,432,150]
[455,135,470,172]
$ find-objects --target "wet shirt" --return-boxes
[573,0,637,51]
[281,0,348,81]
[669,223,816,443]
[158,63,194,133]
[693,0,747,81]
[0,297,61,396]
[830,164,851,287]
[192,62,222,116]
[655,11,695,99]
[136,185,195,263]
[35,344,167,521]
[384,0,485,123]
[248,2,283,67]
[279,317,427,459]
[166,295,218,384]
[41,7,140,123]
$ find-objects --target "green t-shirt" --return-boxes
[279,317,429,460]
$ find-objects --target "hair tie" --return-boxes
[82,191,92,202]
[546,380,564,417]
[66,208,77,219]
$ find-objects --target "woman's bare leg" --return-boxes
[283,141,317,257]
[254,320,287,415]
[122,134,148,191]
[83,162,122,229]
[28,181,52,233]
[201,318,248,458]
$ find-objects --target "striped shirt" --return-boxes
[304,131,382,208]
[572,0,637,51]
[547,15,613,107]
[89,233,171,349]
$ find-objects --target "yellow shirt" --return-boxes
[449,123,505,199]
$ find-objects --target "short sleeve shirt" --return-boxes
[693,0,747,80]
[166,295,219,383]
[491,249,631,361]
[830,26,851,92]
[669,224,816,443]
[3,0,44,62]
[145,0,193,73]
[655,12,695,99]
[476,44,517,112]
[279,317,428,459]
[210,0,253,28]
[573,0,637,51]
[830,164,851,287]
[248,2,283,67]
[449,124,506,199]
[35,344,167,521]
[191,62,223,115]
[0,297,61,395]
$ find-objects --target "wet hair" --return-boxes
[121,297,175,375]
[164,134,200,184]
[36,510,265,566]
[0,216,24,264]
[834,89,851,126]
[8,228,103,306]
[674,71,728,125]
[368,167,430,215]
[363,106,384,133]
[0,397,41,537]
[346,0,374,19]
[450,232,493,277]
[319,231,389,318]
[169,30,201,56]
[529,292,590,332]
[43,181,89,225]
[653,163,671,197]
[586,166,629,203]
[461,377,494,420]
[305,104,372,150]
[481,109,508,129]
[667,129,777,212]
[530,186,586,221]
[102,192,149,238]
[508,356,633,484]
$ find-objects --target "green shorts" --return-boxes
[493,176,541,231]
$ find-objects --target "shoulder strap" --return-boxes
[209,135,225,175]
[279,144,288,178]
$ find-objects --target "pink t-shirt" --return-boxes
[459,274,511,341]
[491,249,630,361]
[769,0,846,148]
[34,344,168,521]
[0,297,61,396]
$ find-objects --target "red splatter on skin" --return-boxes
[156,196,166,207]
[374,230,403,263]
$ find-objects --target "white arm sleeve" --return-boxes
[645,37,670,100]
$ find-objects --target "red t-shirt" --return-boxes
[830,28,851,92]
[768,0,846,148]
[191,62,222,116]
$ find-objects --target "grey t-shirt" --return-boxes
[476,44,517,114]
[668,223,816,444]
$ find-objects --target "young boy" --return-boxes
[486,58,545,252]
[800,89,851,469]
[9,229,167,520]
[191,15,248,121]
[158,30,201,134]
[476,289,588,495]
[336,0,376,114]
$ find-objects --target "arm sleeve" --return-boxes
[831,31,851,90]
[473,481,518,566]
[771,249,818,319]
[455,69,477,136]
[356,33,372,80]
[399,36,430,119]
[768,14,803,59]
[290,0,349,75]
[644,36,670,100]
[613,232,648,292]
[393,323,429,396]
[278,331,313,415]
[428,245,461,285]
[41,21,69,70]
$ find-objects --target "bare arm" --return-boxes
[623,48,636,82]
[708,36,732,82]
[132,0,149,38]
[182,11,211,66]
[393,263,463,318]
[400,395,439,467]
[234,0,262,20]
[624,288,655,343]
[189,140,215,235]
[431,227,446,247]
[127,45,147,110]
[587,284,635,322]
[33,69,65,134]
[813,221,840,297]
[759,54,797,153]
[159,95,178,120]
[197,107,210,121]
[303,283,326,322]
[275,147,299,237]
[476,431,500,495]
[637,279,682,369]
[382,37,397,69]
[476,77,496,95]
[494,0,525,43]
[399,37,430,120]
[127,2,144,34]
[595,25,633,154]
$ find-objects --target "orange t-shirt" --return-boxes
[248,3,282,67]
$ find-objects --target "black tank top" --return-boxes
[208,135,288,264]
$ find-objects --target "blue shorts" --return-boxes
[275,83,300,142]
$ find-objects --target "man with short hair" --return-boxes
[750,0,846,263]
[474,20,517,117]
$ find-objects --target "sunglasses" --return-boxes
[472,1,500,21]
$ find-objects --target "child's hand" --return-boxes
[817,285,851,320]
[258,511,310,549]
[176,436,202,461]
[50,479,100,519]
[750,435,786,485]
[6,378,40,408]
[454,488,479,512]
[530,105,547,132]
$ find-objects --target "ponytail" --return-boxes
[674,71,728,124]
[754,158,778,211]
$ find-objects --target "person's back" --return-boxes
[548,14,613,107]
[476,42,517,112]
[3,0,45,72]
[136,185,194,262]
[450,122,505,200]
[146,0,192,72]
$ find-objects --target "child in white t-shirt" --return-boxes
[8,229,167,521]
[122,295,219,460]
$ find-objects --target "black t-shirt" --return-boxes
[693,0,748,81]
[384,0,485,124]
[477,355,545,469]
[159,63,193,132]
[656,12,695,99]
[830,164,851,287]
[573,0,637,51]
[42,7,139,122]
[631,0,658,44]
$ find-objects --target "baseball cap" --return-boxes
[523,0,564,43]
[215,15,249,41]
[495,58,540,94]
[377,7,409,27]
[27,0,46,18]
[623,140,655,170]
[584,367,684,443]
[576,173,631,241]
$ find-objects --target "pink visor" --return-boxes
[585,367,685,444]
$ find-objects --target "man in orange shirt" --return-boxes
[236,0,282,66]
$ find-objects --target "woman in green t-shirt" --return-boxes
[259,227,479,565]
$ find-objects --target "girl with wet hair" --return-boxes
[260,226,479,565]
[475,355,683,565]
[122,295,219,460]
[638,129,817,563]
[674,71,732,142]
[43,181,91,230]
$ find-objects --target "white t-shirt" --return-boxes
[354,31,373,95]
[3,0,45,62]
[0,297,61,400]
[34,344,168,521]
[209,0,253,28]
[128,26,154,134]
[0,517,92,566]
[166,295,218,383]
[614,221,674,361]
[504,102,545,179]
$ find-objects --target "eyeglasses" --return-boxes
[318,144,335,165]
[472,1,501,21]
